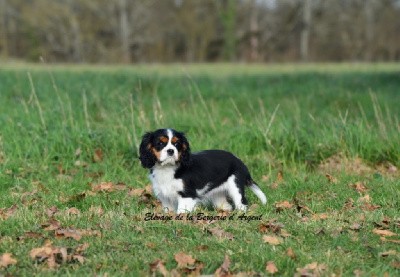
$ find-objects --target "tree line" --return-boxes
[1,0,399,63]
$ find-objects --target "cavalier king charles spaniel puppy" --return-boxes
[139,128,267,213]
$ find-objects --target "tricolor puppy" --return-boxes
[139,128,267,213]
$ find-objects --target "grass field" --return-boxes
[0,63,399,276]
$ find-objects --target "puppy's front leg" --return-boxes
[177,197,198,213]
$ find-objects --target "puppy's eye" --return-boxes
[173,142,180,147]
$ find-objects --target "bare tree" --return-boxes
[300,0,312,61]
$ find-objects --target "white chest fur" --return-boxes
[149,165,184,211]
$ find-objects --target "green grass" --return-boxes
[0,63,399,276]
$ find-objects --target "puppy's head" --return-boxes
[139,128,190,168]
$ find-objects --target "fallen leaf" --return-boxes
[174,252,196,268]
[391,261,400,269]
[379,250,397,257]
[266,261,278,274]
[91,182,114,192]
[42,219,61,231]
[89,205,104,216]
[149,259,169,277]
[276,171,284,182]
[325,173,337,183]
[0,253,17,268]
[263,235,283,246]
[259,220,283,234]
[46,206,58,217]
[214,255,231,277]
[0,204,18,220]
[275,201,293,211]
[75,148,82,157]
[295,262,327,277]
[286,248,296,259]
[74,160,88,167]
[349,223,362,231]
[312,213,329,220]
[373,229,397,237]
[55,229,82,241]
[196,245,209,251]
[30,240,87,269]
[93,148,103,163]
[208,227,234,240]
[380,237,400,244]
[17,231,43,241]
[66,207,81,215]
[128,188,146,197]
[351,182,368,193]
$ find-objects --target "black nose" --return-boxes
[167,149,174,156]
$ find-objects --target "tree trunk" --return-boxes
[364,0,375,61]
[300,0,311,62]
[249,0,259,62]
[0,0,8,59]
[119,0,130,63]
[221,0,236,61]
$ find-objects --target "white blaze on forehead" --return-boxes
[159,128,179,165]
[167,129,173,141]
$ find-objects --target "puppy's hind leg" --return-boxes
[227,175,248,211]
[177,197,198,214]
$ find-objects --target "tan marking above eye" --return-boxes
[171,137,179,144]
[159,136,168,143]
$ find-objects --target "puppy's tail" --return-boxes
[249,182,267,205]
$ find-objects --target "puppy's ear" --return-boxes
[139,132,156,168]
[179,133,191,167]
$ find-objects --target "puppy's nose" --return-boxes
[167,149,174,156]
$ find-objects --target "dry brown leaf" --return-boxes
[379,250,397,257]
[55,229,82,241]
[312,213,329,220]
[276,171,284,182]
[174,252,196,268]
[149,259,169,277]
[259,220,283,234]
[0,253,17,268]
[91,182,114,192]
[0,204,18,220]
[208,227,234,240]
[46,206,58,217]
[74,160,88,167]
[196,245,209,251]
[128,188,146,197]
[372,229,397,237]
[349,223,362,231]
[93,148,103,163]
[30,240,87,269]
[75,148,82,157]
[263,235,283,246]
[66,207,81,215]
[295,262,327,277]
[351,182,368,194]
[266,261,278,274]
[89,205,104,216]
[42,219,61,231]
[286,248,296,259]
[214,255,231,277]
[17,231,43,241]
[391,261,400,269]
[275,201,293,211]
[325,173,338,183]
[380,237,400,244]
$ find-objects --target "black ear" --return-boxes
[179,133,191,167]
[139,132,156,168]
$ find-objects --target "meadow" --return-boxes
[0,63,399,276]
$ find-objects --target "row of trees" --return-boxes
[1,0,400,63]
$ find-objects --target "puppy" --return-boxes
[139,128,267,213]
